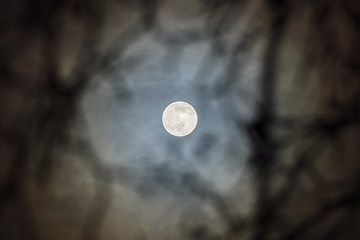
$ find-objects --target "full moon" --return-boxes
[162,101,198,137]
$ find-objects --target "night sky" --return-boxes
[1,0,360,240]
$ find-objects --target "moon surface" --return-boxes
[162,101,198,137]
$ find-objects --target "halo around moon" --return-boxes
[162,101,198,137]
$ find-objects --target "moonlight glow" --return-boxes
[162,101,198,137]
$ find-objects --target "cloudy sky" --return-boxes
[1,0,360,240]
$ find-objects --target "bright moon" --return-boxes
[162,101,198,137]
